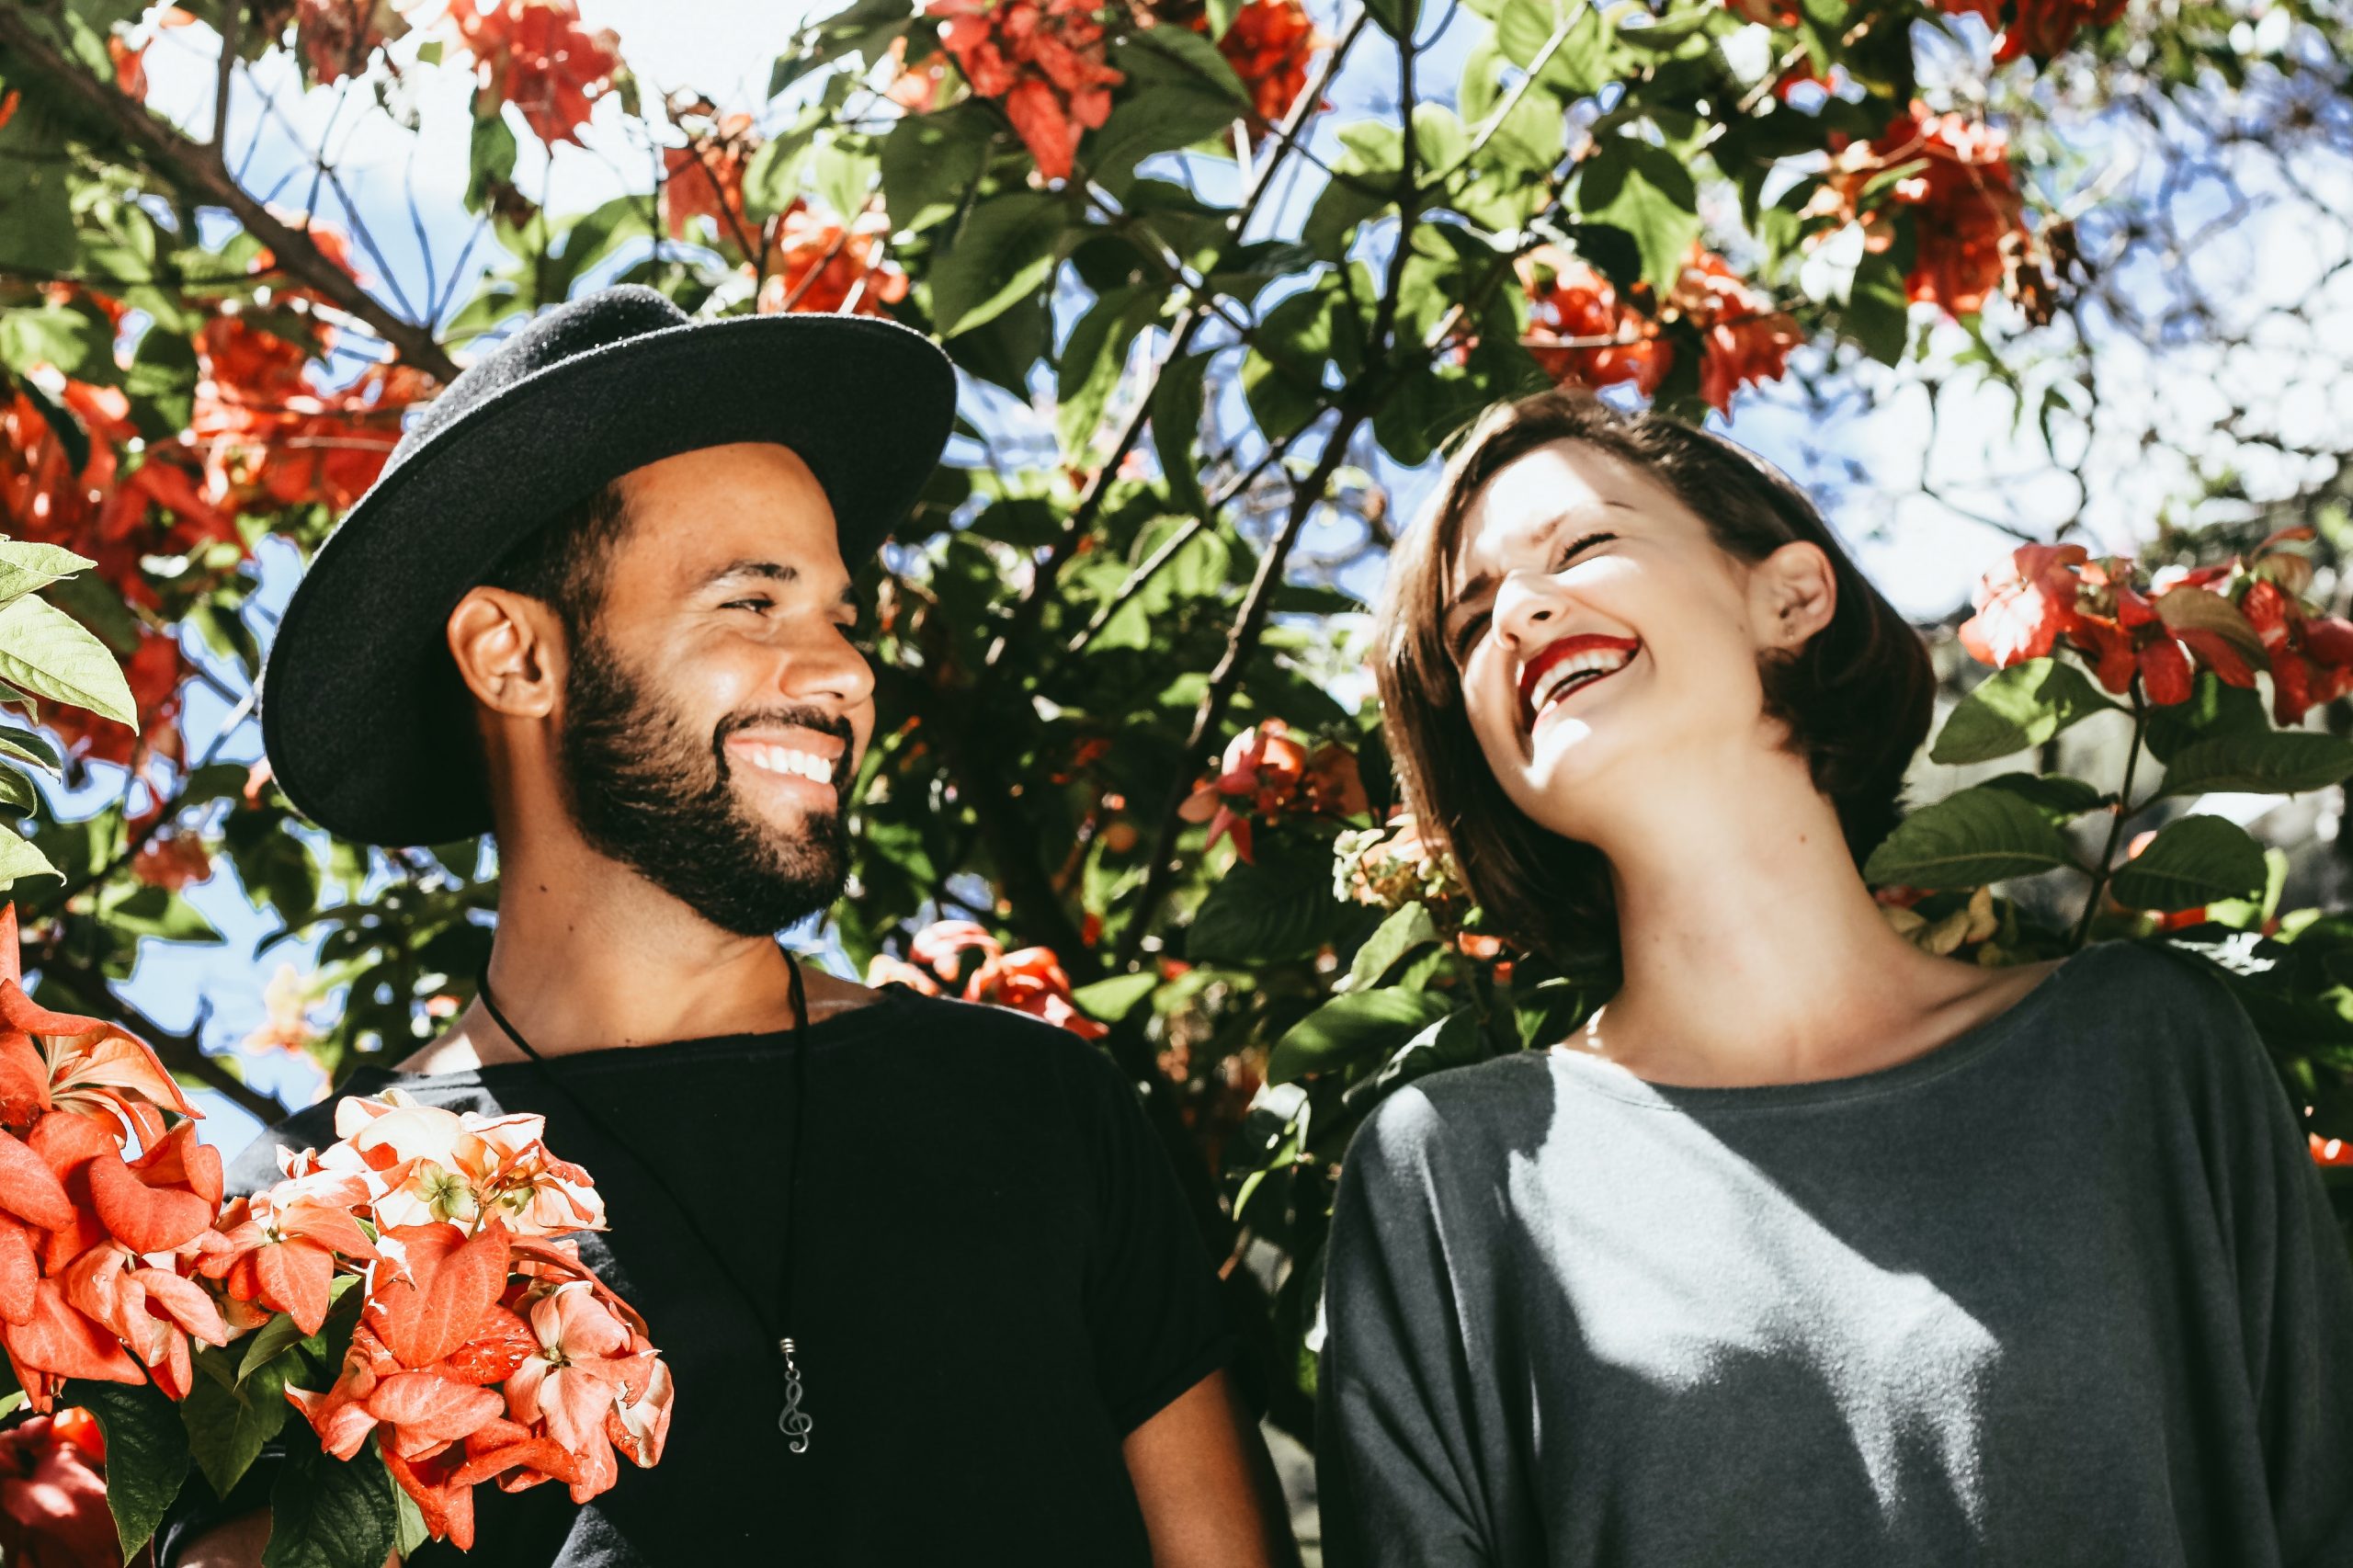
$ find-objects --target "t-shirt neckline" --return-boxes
[1543,941,2107,1112]
[365,980,931,1090]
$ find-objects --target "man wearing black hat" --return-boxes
[164,288,1296,1566]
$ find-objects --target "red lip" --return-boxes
[1518,634,1642,732]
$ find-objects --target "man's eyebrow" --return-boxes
[702,559,800,586]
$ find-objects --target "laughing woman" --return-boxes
[1317,388,2353,1568]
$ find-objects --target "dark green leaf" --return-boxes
[2143,671,2269,763]
[0,724,62,774]
[2109,814,2268,912]
[810,135,880,223]
[96,882,224,943]
[878,101,993,233]
[1056,285,1161,459]
[1152,351,1211,517]
[0,830,59,889]
[1346,902,1441,990]
[1187,856,1346,965]
[1072,971,1157,1024]
[181,1345,292,1498]
[929,192,1067,339]
[263,1433,399,1568]
[465,110,517,212]
[1365,0,1421,43]
[1930,657,2121,765]
[1269,988,1453,1084]
[68,1379,190,1562]
[1863,786,2079,890]
[2157,730,2353,800]
[1979,771,2107,823]
[1573,138,1700,293]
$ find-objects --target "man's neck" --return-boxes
[401,833,842,1073]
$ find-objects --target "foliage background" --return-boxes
[2,0,2351,1551]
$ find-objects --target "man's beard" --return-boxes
[554,626,852,937]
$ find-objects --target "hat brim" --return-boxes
[260,311,955,847]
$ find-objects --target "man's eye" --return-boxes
[722,598,773,614]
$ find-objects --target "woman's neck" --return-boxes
[1568,759,1986,1086]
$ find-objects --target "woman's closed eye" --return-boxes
[1552,529,1617,569]
[1449,530,1619,661]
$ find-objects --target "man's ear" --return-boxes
[447,586,564,719]
[1751,540,1836,653]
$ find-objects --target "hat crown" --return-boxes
[389,285,691,470]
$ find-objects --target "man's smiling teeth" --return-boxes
[736,744,835,784]
[1531,647,1633,713]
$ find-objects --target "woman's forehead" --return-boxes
[1450,440,1654,574]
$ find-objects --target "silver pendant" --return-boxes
[777,1336,813,1454]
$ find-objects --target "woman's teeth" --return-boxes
[737,744,835,784]
[1531,648,1633,716]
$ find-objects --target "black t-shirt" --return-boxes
[181,985,1234,1565]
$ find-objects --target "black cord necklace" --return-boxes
[473,952,816,1454]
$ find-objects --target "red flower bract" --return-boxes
[1814,103,2029,319]
[450,0,623,148]
[927,0,1123,182]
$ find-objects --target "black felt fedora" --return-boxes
[260,285,956,847]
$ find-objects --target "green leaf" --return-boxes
[1056,285,1161,460]
[2144,671,2269,763]
[1093,29,1253,184]
[1242,285,1339,442]
[1269,988,1454,1084]
[0,541,97,608]
[1187,855,1346,965]
[879,101,993,233]
[1347,903,1441,990]
[68,1379,190,1562]
[181,1346,292,1499]
[97,882,224,943]
[124,324,200,438]
[392,1485,430,1560]
[2157,730,2353,800]
[0,764,36,815]
[1573,138,1701,294]
[0,305,109,382]
[929,193,1067,339]
[465,110,517,212]
[741,103,824,223]
[263,1434,400,1568]
[0,829,60,888]
[1979,771,2107,824]
[2109,814,2268,912]
[1930,658,2121,765]
[1365,0,1421,42]
[810,135,880,222]
[0,594,138,725]
[1863,786,2079,890]
[1072,971,1157,1024]
[0,723,63,775]
[1152,351,1211,517]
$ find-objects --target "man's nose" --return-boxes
[783,624,875,710]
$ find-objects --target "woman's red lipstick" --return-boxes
[1518,634,1642,731]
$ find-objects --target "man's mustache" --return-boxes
[710,707,857,786]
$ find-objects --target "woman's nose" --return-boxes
[1490,572,1561,658]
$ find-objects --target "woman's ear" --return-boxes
[447,587,563,720]
[1751,540,1837,653]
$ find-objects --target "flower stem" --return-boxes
[2072,685,2150,949]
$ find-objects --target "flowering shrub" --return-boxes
[927,0,1123,181]
[869,918,1108,1039]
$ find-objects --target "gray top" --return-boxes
[1316,939,2353,1568]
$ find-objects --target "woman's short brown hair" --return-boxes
[1373,386,1935,972]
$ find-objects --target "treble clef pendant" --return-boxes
[777,1336,813,1454]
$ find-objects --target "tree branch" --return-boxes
[0,6,460,383]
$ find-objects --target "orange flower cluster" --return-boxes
[754,202,910,317]
[225,1093,664,1547]
[1957,541,2325,712]
[298,0,412,85]
[0,1408,113,1568]
[661,112,758,243]
[1933,0,2128,62]
[927,0,1124,183]
[867,920,1108,1040]
[1813,104,2029,319]
[1184,0,1324,128]
[449,0,623,148]
[191,312,428,519]
[1179,719,1369,863]
[1519,244,1801,414]
[0,907,226,1414]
